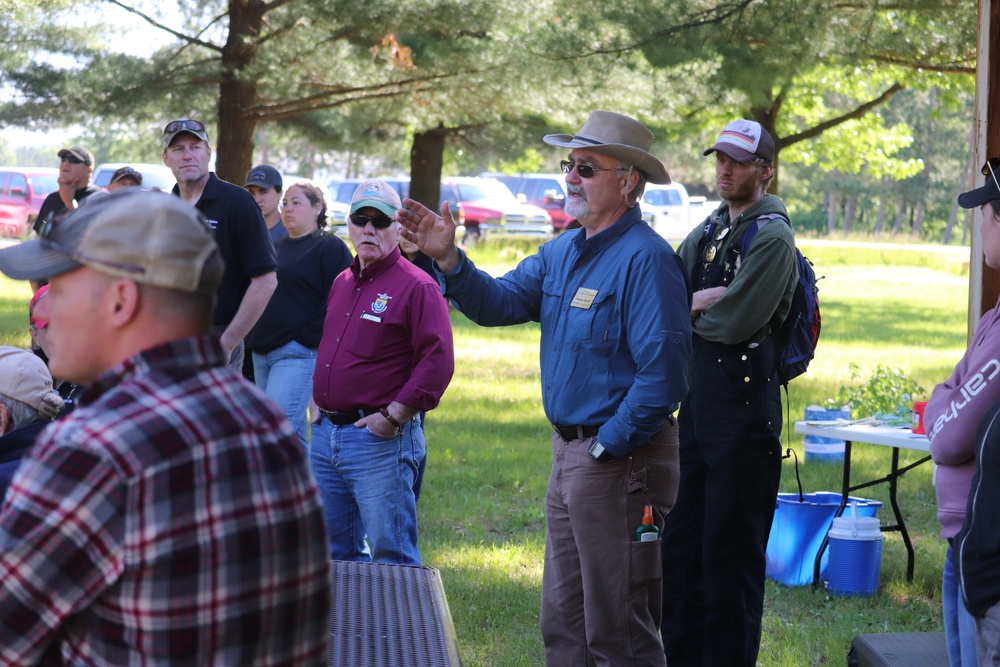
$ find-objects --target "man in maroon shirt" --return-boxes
[311,179,454,564]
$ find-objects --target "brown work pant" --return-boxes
[539,417,679,667]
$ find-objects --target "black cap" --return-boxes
[958,159,1000,209]
[244,165,282,189]
[111,166,143,186]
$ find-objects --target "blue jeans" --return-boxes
[310,415,424,564]
[252,341,317,449]
[944,543,979,666]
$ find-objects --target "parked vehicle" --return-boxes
[490,173,578,232]
[441,177,553,243]
[0,167,59,235]
[640,182,704,242]
[93,163,177,192]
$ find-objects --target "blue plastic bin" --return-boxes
[765,492,882,586]
[803,406,852,462]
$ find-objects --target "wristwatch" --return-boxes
[379,407,402,432]
[588,438,616,463]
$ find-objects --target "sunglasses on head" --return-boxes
[559,159,616,179]
[61,155,84,165]
[163,119,206,136]
[349,213,395,229]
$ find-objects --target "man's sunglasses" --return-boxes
[982,158,1000,193]
[61,155,84,165]
[560,160,616,179]
[349,213,395,229]
[163,119,206,136]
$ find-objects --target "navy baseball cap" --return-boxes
[245,165,282,189]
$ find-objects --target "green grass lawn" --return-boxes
[0,239,973,666]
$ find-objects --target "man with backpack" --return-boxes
[660,119,799,667]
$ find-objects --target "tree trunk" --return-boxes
[843,195,858,233]
[827,192,838,235]
[875,189,886,236]
[946,130,977,244]
[911,199,925,237]
[909,88,935,239]
[409,125,447,213]
[215,0,265,184]
[892,197,906,236]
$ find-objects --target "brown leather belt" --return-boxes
[320,407,380,425]
[552,424,601,442]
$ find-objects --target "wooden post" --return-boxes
[970,0,1000,339]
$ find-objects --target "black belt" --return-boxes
[552,424,601,442]
[320,407,381,426]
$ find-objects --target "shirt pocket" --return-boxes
[568,288,620,344]
[353,314,387,359]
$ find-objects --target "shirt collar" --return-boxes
[170,172,220,203]
[350,246,402,281]
[571,206,645,254]
[80,334,227,406]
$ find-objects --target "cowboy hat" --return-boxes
[543,110,671,184]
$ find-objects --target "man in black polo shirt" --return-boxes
[161,119,277,370]
[33,146,101,236]
[31,146,102,291]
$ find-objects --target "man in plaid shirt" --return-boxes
[0,190,330,665]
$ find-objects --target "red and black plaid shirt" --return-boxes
[0,335,330,665]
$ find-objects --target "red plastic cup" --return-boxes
[912,401,928,435]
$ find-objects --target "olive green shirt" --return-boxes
[676,194,798,345]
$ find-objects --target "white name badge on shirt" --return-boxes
[570,287,599,310]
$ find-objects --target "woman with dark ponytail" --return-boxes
[247,180,352,449]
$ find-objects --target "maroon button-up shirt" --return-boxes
[314,247,454,412]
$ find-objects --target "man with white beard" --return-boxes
[397,110,691,667]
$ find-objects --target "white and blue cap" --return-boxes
[704,119,775,163]
[349,179,402,216]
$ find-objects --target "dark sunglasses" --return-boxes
[349,213,395,229]
[61,155,84,165]
[560,159,616,179]
[982,158,1000,192]
[163,119,206,136]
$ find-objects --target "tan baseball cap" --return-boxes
[0,346,62,420]
[0,189,224,294]
[57,146,95,167]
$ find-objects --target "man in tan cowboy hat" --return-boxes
[398,110,691,666]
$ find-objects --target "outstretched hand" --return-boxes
[396,199,463,273]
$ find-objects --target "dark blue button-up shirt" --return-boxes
[439,207,691,456]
